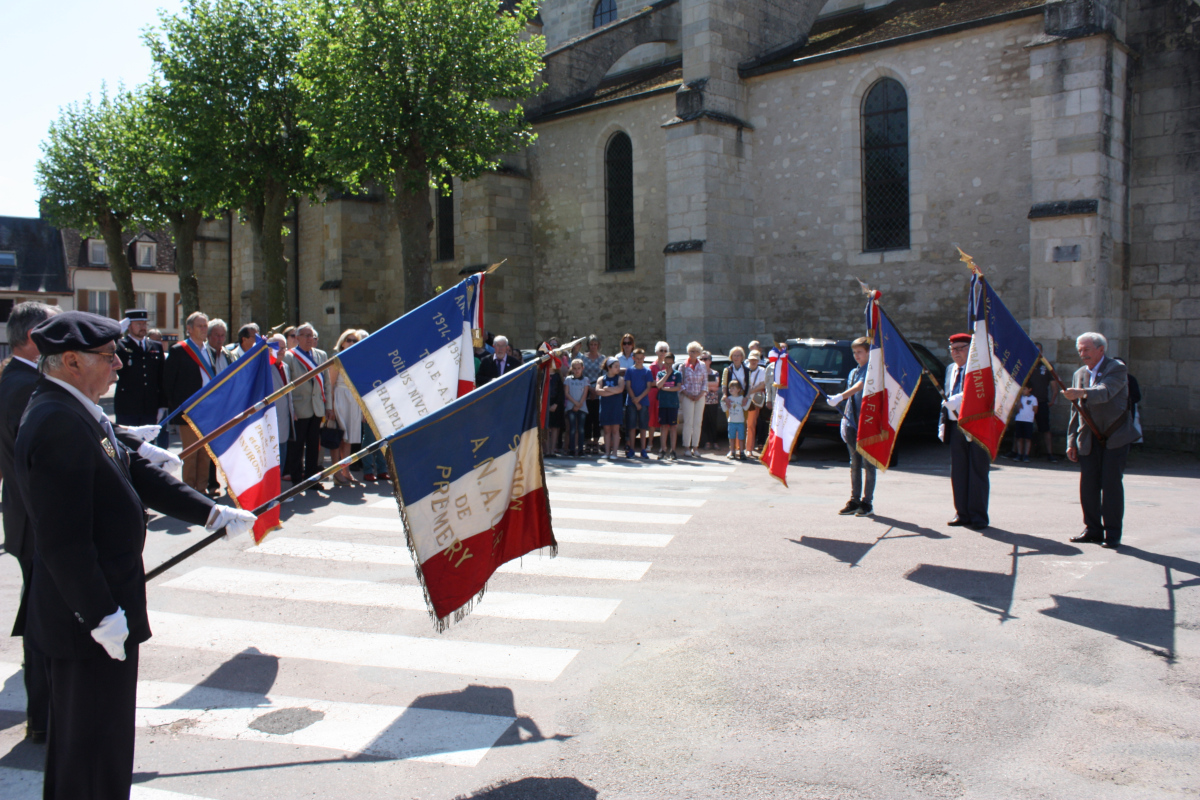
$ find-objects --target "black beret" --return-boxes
[949,333,973,344]
[30,310,122,356]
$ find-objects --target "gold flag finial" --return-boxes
[956,246,982,276]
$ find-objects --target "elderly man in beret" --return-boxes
[10,310,257,799]
[939,332,990,530]
[1063,332,1137,549]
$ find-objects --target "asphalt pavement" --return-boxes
[1,436,1197,799]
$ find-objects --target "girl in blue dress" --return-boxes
[596,359,626,460]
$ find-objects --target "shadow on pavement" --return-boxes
[1040,595,1174,660]
[407,684,571,749]
[456,777,598,800]
[870,515,951,540]
[790,536,875,567]
[164,647,279,709]
[979,526,1083,557]
[906,554,1017,622]
[0,670,42,771]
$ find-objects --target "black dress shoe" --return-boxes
[967,522,989,531]
[1070,533,1103,544]
[947,517,967,526]
[26,728,46,743]
[1101,541,1121,549]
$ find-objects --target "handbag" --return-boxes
[319,417,344,449]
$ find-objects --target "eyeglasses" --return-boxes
[81,348,120,362]
[950,344,970,352]
[622,340,634,345]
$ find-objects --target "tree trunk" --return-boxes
[98,211,136,314]
[392,169,435,312]
[169,207,203,316]
[246,180,290,328]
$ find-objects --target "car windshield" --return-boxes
[788,343,850,378]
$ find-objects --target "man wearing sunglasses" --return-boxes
[11,311,257,800]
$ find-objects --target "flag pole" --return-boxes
[853,277,947,401]
[177,356,340,460]
[146,435,390,581]
[955,248,1105,442]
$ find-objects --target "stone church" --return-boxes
[190,0,1200,449]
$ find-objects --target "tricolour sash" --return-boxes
[289,348,325,403]
[180,339,213,386]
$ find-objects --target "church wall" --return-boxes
[541,0,660,50]
[744,17,1041,361]
[1125,0,1200,448]
[528,93,675,349]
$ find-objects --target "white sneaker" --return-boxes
[727,450,735,459]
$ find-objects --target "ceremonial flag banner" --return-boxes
[179,340,281,542]
[387,362,555,628]
[856,293,923,471]
[761,355,821,486]
[957,274,1041,459]
[337,275,484,440]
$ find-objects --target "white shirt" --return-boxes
[1087,357,1106,386]
[1015,395,1038,423]
[13,356,38,370]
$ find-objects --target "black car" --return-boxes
[784,337,946,445]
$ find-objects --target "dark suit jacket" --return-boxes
[115,334,167,417]
[0,358,40,562]
[476,353,522,386]
[163,339,209,424]
[1067,357,1137,455]
[13,379,213,657]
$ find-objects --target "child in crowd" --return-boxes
[564,358,590,457]
[721,380,749,459]
[624,348,654,459]
[827,336,874,517]
[545,362,564,458]
[596,358,626,459]
[655,353,681,460]
[1012,384,1038,462]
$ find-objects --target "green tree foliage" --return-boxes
[300,0,544,310]
[35,88,142,314]
[147,0,328,328]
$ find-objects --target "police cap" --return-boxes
[123,309,148,321]
[30,311,122,356]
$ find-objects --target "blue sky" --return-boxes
[0,0,183,218]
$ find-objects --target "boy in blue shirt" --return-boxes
[624,348,654,458]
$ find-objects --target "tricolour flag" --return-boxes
[179,340,281,543]
[386,361,555,628]
[336,274,484,440]
[957,274,1040,459]
[856,292,924,471]
[761,355,821,486]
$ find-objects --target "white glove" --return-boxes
[90,607,129,661]
[138,441,182,470]
[125,424,162,442]
[942,393,963,418]
[206,505,258,543]
[827,392,845,407]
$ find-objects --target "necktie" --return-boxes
[497,357,505,376]
[953,366,963,395]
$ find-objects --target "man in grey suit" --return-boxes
[283,323,327,491]
[1063,332,1137,549]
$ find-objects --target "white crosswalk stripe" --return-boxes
[254,537,651,581]
[548,492,705,507]
[545,469,731,482]
[553,528,674,547]
[0,767,218,800]
[148,611,578,682]
[0,663,514,768]
[548,507,691,524]
[545,478,710,493]
[163,567,622,622]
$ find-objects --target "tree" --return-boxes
[36,89,143,314]
[147,0,329,327]
[300,0,544,310]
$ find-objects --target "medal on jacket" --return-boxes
[101,437,118,459]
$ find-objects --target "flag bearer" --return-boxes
[940,332,990,530]
[12,311,257,800]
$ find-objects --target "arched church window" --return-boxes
[605,132,635,272]
[862,78,910,251]
[593,0,617,28]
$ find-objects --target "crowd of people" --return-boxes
[478,333,780,462]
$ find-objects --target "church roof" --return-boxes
[533,58,684,121]
[742,0,1046,77]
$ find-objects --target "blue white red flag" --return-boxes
[957,274,1040,459]
[336,275,485,439]
[856,292,923,471]
[386,361,555,628]
[760,355,820,486]
[178,340,281,543]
